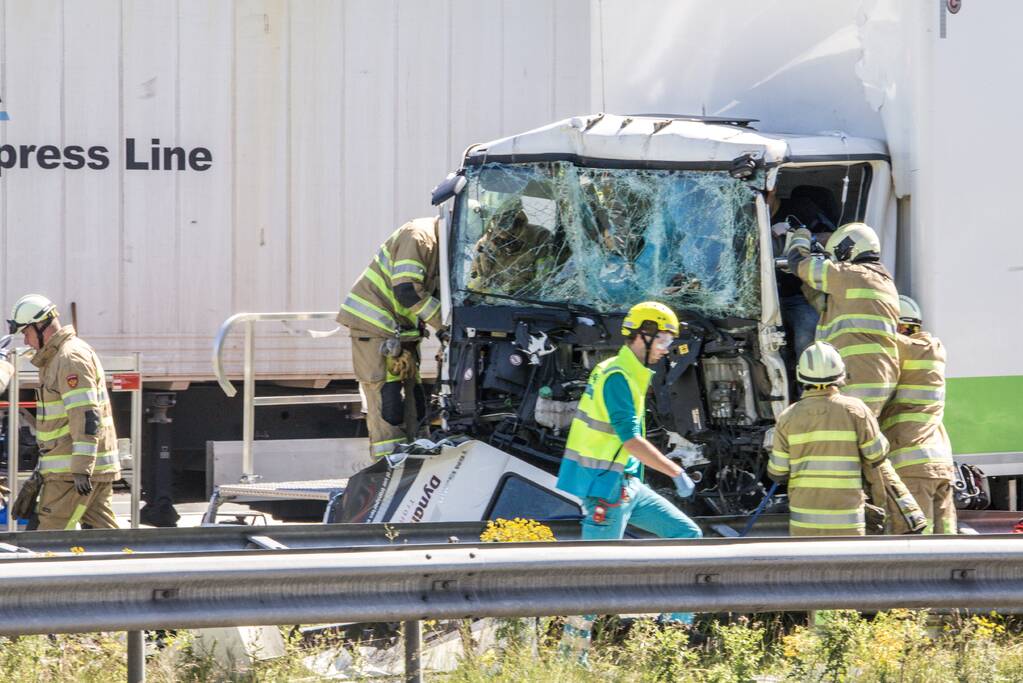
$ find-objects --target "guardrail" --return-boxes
[211,312,361,483]
[1,534,1022,635]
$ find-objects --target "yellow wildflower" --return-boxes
[480,518,555,543]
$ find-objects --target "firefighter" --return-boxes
[880,295,957,534]
[557,301,702,661]
[768,341,887,536]
[785,222,925,534]
[337,218,443,458]
[467,198,563,297]
[7,294,120,530]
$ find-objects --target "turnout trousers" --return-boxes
[351,335,423,458]
[36,479,118,530]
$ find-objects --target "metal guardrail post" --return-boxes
[241,320,256,484]
[127,630,145,682]
[128,352,146,682]
[404,620,423,683]
[5,351,19,532]
[130,352,143,529]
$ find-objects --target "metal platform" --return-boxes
[203,479,349,525]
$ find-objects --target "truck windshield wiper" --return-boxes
[460,288,607,316]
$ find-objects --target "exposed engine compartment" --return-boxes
[437,303,779,516]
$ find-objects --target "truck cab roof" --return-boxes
[464,113,889,170]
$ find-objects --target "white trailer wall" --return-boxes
[0,0,590,381]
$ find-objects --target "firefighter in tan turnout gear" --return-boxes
[768,341,888,536]
[785,222,925,534]
[337,218,443,458]
[7,294,120,530]
[880,295,957,534]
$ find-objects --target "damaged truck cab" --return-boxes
[340,114,893,523]
[440,114,894,516]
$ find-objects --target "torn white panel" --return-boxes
[855,0,928,198]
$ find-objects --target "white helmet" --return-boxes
[8,294,58,334]
[796,341,846,386]
[825,222,881,262]
[898,294,923,325]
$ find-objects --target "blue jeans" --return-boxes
[780,294,820,362]
[581,475,703,541]
[561,477,702,662]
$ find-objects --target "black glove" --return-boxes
[72,473,93,496]
[437,328,450,345]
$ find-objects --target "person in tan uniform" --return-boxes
[785,222,925,535]
[468,198,562,297]
[768,341,888,536]
[7,294,120,530]
[337,218,443,458]
[880,295,957,534]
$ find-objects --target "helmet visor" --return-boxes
[653,332,675,351]
[7,319,23,335]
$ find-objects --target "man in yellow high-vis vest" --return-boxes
[7,294,120,530]
[337,218,443,459]
[557,301,701,660]
[880,295,957,534]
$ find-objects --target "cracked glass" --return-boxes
[452,162,762,319]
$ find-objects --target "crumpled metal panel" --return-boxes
[454,162,762,319]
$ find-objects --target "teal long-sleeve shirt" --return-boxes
[603,373,643,477]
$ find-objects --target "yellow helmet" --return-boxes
[825,222,881,262]
[8,294,58,334]
[796,341,846,386]
[898,294,923,325]
[621,301,680,337]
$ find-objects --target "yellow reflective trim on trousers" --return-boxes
[788,430,858,445]
[845,288,900,306]
[37,424,71,441]
[64,504,88,530]
[838,343,897,358]
[902,359,944,371]
[789,476,864,489]
[790,520,865,530]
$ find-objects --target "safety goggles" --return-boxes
[6,319,24,335]
[653,332,675,351]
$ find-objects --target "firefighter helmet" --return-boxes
[796,341,846,386]
[7,294,58,335]
[621,301,680,337]
[899,294,923,325]
[825,222,881,262]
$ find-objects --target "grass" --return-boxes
[4,611,1023,681]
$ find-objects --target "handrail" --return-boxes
[211,311,345,483]
[211,311,338,398]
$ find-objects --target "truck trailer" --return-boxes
[1,0,1020,517]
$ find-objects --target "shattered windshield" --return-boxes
[451,162,762,319]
